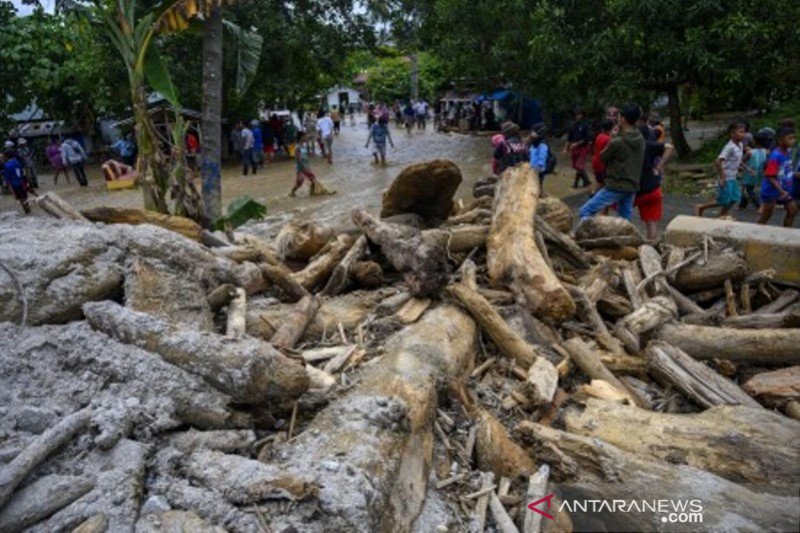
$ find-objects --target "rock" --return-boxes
[13,406,57,434]
[140,495,171,515]
[71,513,108,533]
[381,160,463,226]
[167,429,256,454]
[135,510,225,533]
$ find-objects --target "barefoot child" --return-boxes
[290,132,317,196]
[757,127,798,226]
[1,149,35,214]
[365,115,394,165]
[695,122,747,218]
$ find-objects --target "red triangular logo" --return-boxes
[527,493,556,520]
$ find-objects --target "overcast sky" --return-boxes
[10,0,55,16]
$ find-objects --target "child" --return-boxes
[528,123,549,186]
[592,119,614,193]
[695,122,747,218]
[757,127,798,227]
[290,132,317,197]
[739,132,768,210]
[365,115,395,166]
[490,134,504,175]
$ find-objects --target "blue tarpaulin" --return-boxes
[475,89,542,129]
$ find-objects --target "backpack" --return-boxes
[498,140,528,173]
[545,146,557,174]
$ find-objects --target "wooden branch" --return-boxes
[637,245,670,295]
[522,465,550,533]
[754,289,799,315]
[645,341,762,409]
[445,282,537,367]
[562,338,649,409]
[269,295,321,350]
[81,206,202,239]
[617,296,677,335]
[723,307,800,329]
[321,235,368,296]
[487,165,575,321]
[489,492,520,533]
[291,234,355,291]
[260,264,309,302]
[0,407,91,508]
[657,323,800,365]
[35,192,90,222]
[742,366,800,407]
[534,215,592,270]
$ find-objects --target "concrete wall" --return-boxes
[665,215,800,285]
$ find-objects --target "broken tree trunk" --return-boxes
[656,323,800,365]
[83,301,308,403]
[672,250,748,292]
[269,295,321,351]
[263,304,477,532]
[534,215,592,270]
[260,263,309,302]
[515,422,799,532]
[34,192,90,222]
[645,341,762,408]
[445,282,537,367]
[487,165,575,321]
[225,288,247,338]
[563,398,800,493]
[291,233,354,291]
[0,407,92,508]
[81,206,202,240]
[637,245,670,296]
[742,366,800,407]
[353,209,449,297]
[617,296,678,335]
[563,338,650,409]
[321,235,368,296]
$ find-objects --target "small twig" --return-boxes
[462,484,498,501]
[436,473,466,490]
[470,357,497,378]
[286,401,299,440]
[0,259,27,327]
[252,505,272,533]
[636,250,702,292]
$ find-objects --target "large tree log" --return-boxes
[742,366,800,407]
[291,233,354,291]
[672,250,748,292]
[353,209,449,297]
[34,192,90,222]
[260,263,309,302]
[574,215,643,243]
[0,407,91,509]
[435,224,489,253]
[535,216,592,270]
[487,165,575,321]
[515,422,799,532]
[645,341,761,408]
[274,221,334,261]
[563,399,799,493]
[263,305,477,532]
[83,301,308,403]
[269,295,321,351]
[445,282,537,367]
[81,206,202,240]
[0,474,94,531]
[656,323,800,365]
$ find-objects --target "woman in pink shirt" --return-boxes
[46,136,71,185]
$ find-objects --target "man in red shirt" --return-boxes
[592,119,614,193]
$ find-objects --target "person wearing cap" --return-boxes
[579,103,645,221]
[564,107,591,188]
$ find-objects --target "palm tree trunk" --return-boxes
[132,84,169,213]
[200,6,224,228]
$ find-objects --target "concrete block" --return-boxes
[665,215,800,284]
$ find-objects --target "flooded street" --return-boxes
[1,119,579,231]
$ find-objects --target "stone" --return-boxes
[135,510,225,533]
[380,160,463,226]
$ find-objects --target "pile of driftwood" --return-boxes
[0,159,798,532]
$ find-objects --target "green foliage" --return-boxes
[214,195,267,230]
[359,51,445,102]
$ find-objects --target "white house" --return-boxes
[324,86,361,110]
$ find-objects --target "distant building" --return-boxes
[324,86,361,110]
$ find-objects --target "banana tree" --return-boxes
[93,0,261,218]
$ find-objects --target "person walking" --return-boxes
[528,123,552,187]
[112,134,136,166]
[757,127,798,227]
[564,108,591,188]
[365,115,395,166]
[695,122,748,218]
[16,138,38,189]
[303,112,318,155]
[2,149,35,213]
[251,120,264,168]
[60,137,88,186]
[46,136,71,185]
[316,112,335,164]
[591,119,614,193]
[578,104,645,220]
[239,121,257,176]
[493,122,528,175]
[330,106,341,135]
[290,132,317,197]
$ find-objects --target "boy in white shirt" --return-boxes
[695,122,748,217]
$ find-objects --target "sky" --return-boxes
[10,0,54,16]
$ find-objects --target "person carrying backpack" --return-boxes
[494,122,528,175]
[528,122,555,189]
